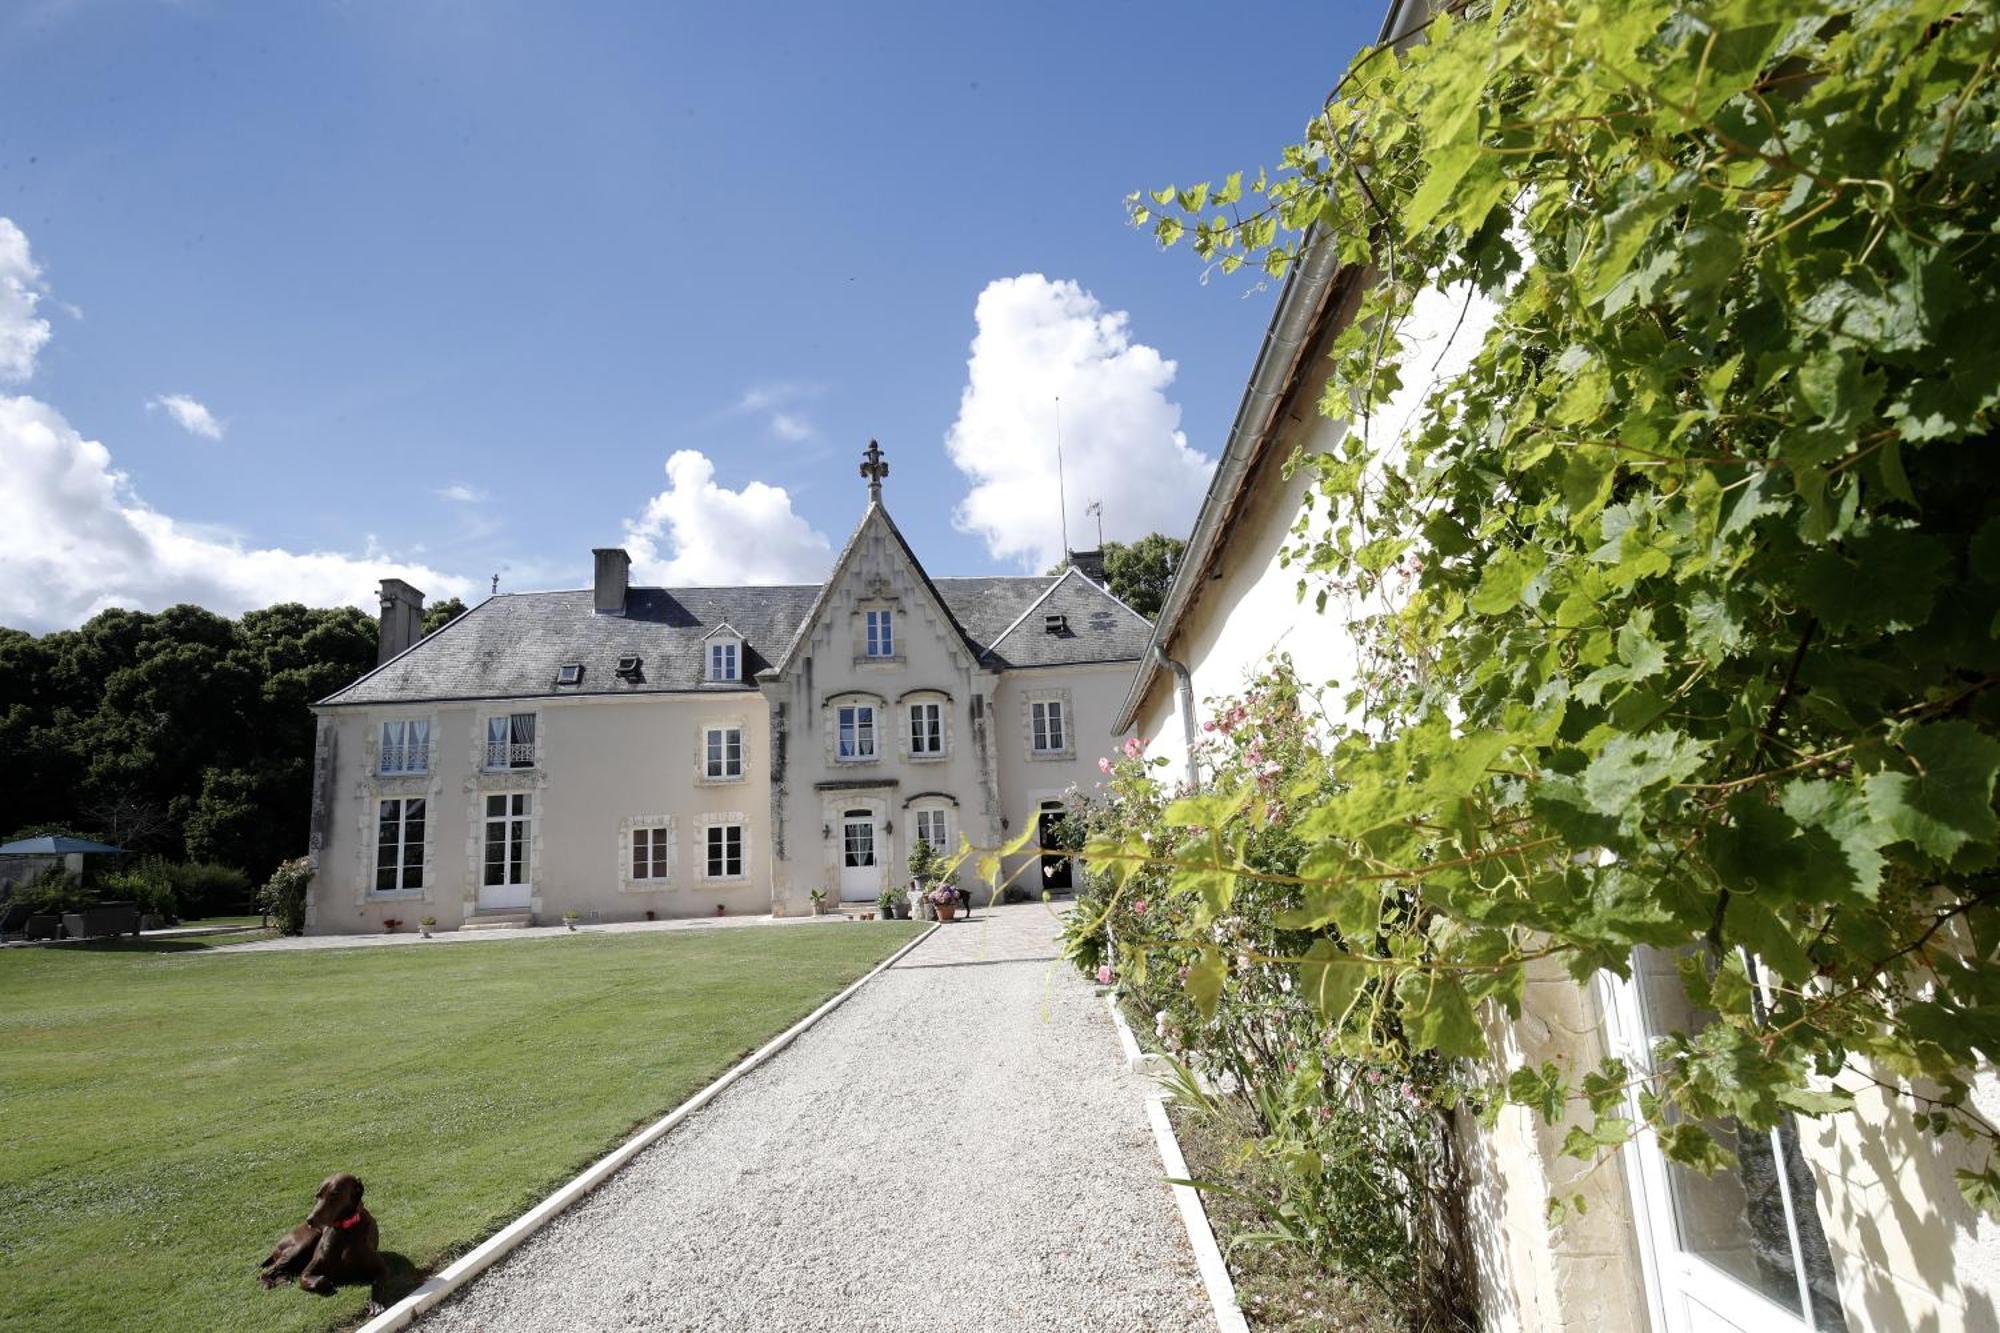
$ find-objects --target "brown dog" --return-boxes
[259,1172,384,1294]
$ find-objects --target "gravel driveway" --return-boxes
[418,902,1210,1332]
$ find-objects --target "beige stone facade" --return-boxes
[307,484,1143,934]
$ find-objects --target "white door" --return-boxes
[838,809,880,901]
[479,792,532,910]
[1602,950,1850,1333]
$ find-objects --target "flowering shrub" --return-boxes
[1063,662,1478,1325]
[256,857,313,936]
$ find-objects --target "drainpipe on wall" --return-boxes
[1153,645,1201,791]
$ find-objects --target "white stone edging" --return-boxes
[356,921,940,1333]
[1104,994,1249,1333]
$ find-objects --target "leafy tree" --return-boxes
[422,597,468,636]
[0,601,378,882]
[1104,0,2000,1219]
[1048,533,1185,618]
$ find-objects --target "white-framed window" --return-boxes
[1031,698,1067,753]
[912,806,950,855]
[705,726,744,780]
[837,704,877,761]
[707,640,740,682]
[483,792,531,887]
[374,798,425,893]
[704,822,745,879]
[1604,947,1849,1333]
[378,719,430,775]
[909,701,943,757]
[484,713,537,769]
[865,609,894,658]
[632,826,672,881]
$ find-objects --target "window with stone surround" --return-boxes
[837,704,877,762]
[704,726,744,780]
[908,700,943,757]
[373,797,425,894]
[703,821,745,880]
[632,826,673,881]
[865,608,894,658]
[912,805,950,856]
[1028,693,1069,757]
[378,719,430,775]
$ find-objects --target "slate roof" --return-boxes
[983,569,1155,669]
[317,571,1149,707]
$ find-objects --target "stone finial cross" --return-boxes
[860,439,889,502]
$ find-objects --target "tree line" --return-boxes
[0,598,465,887]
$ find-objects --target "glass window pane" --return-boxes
[1635,947,1849,1329]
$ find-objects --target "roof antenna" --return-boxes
[1054,396,1070,566]
[1086,499,1103,548]
[491,573,500,597]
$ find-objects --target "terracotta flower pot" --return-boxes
[936,902,958,922]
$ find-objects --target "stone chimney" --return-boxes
[377,579,425,664]
[593,547,631,615]
[1067,548,1106,586]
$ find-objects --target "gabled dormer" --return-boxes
[701,622,745,684]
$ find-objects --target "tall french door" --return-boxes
[479,792,532,910]
[1601,948,1849,1332]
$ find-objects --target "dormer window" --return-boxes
[708,640,740,682]
[865,609,894,658]
[616,655,644,682]
[1043,614,1068,635]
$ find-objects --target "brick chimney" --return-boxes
[593,547,631,615]
[377,579,425,664]
[1067,548,1106,586]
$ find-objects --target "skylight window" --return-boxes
[557,663,584,687]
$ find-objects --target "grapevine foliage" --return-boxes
[1102,0,2000,1214]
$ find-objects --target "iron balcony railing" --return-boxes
[484,741,537,769]
[378,743,431,775]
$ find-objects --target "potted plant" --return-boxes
[810,887,829,916]
[876,882,899,921]
[418,914,437,939]
[907,838,942,921]
[561,909,580,932]
[926,883,963,923]
[381,916,403,933]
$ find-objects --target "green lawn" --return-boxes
[0,922,922,1333]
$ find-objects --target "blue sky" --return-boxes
[0,0,1383,629]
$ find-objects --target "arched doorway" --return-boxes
[1036,800,1072,893]
[838,807,881,901]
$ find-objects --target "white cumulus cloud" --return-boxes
[625,449,832,586]
[0,218,52,382]
[0,217,471,631]
[0,395,471,630]
[436,482,487,503]
[946,274,1213,570]
[148,392,225,440]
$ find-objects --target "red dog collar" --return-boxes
[334,1211,364,1230]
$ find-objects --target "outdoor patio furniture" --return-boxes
[58,902,142,939]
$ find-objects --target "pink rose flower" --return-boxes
[1098,757,1113,774]
[1096,964,1115,986]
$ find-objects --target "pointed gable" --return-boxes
[773,503,987,680]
